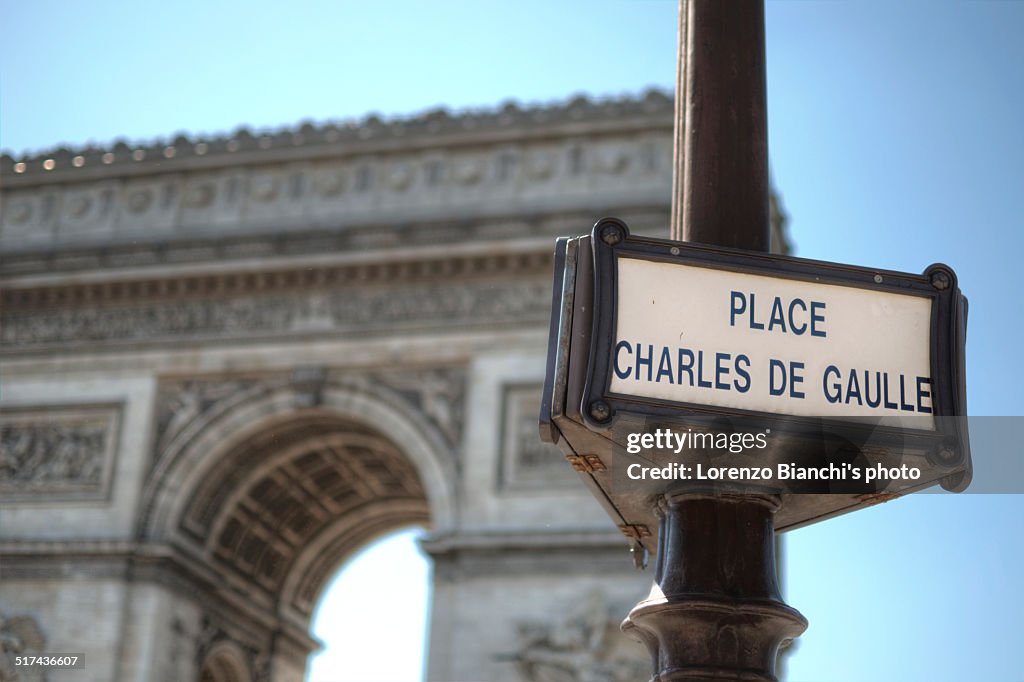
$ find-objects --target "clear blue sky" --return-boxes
[3,2,1022,681]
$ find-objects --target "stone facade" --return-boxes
[0,91,788,682]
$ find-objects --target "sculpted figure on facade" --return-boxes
[514,590,647,682]
[0,419,106,489]
[372,367,467,448]
[0,613,46,682]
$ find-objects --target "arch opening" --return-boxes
[306,526,432,682]
[145,380,455,681]
[179,412,432,625]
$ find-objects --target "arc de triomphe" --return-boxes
[0,91,788,682]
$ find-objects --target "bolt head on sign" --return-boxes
[540,218,971,545]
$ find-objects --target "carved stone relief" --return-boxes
[193,617,259,682]
[3,126,673,249]
[0,405,121,501]
[153,366,467,473]
[1,279,550,349]
[0,612,47,682]
[500,384,575,489]
[512,590,646,682]
[154,379,261,458]
[371,367,467,450]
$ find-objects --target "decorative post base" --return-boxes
[622,494,806,681]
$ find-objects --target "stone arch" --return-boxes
[137,374,458,661]
[142,375,457,544]
[278,498,429,626]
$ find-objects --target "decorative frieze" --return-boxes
[0,133,672,251]
[0,93,676,262]
[0,277,551,350]
[0,404,121,501]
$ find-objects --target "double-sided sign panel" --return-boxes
[541,219,970,545]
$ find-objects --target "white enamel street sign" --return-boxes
[539,220,972,532]
[611,256,935,429]
[571,219,969,442]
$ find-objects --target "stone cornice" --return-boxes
[421,530,641,580]
[0,102,674,259]
[421,529,628,554]
[0,208,672,279]
[1,90,673,187]
[0,243,559,353]
[0,538,142,555]
[1,242,552,311]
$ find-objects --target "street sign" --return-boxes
[611,255,933,426]
[541,218,971,541]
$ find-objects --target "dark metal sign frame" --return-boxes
[586,217,967,439]
[542,218,971,502]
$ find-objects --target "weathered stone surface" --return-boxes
[0,92,786,681]
[0,405,119,499]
